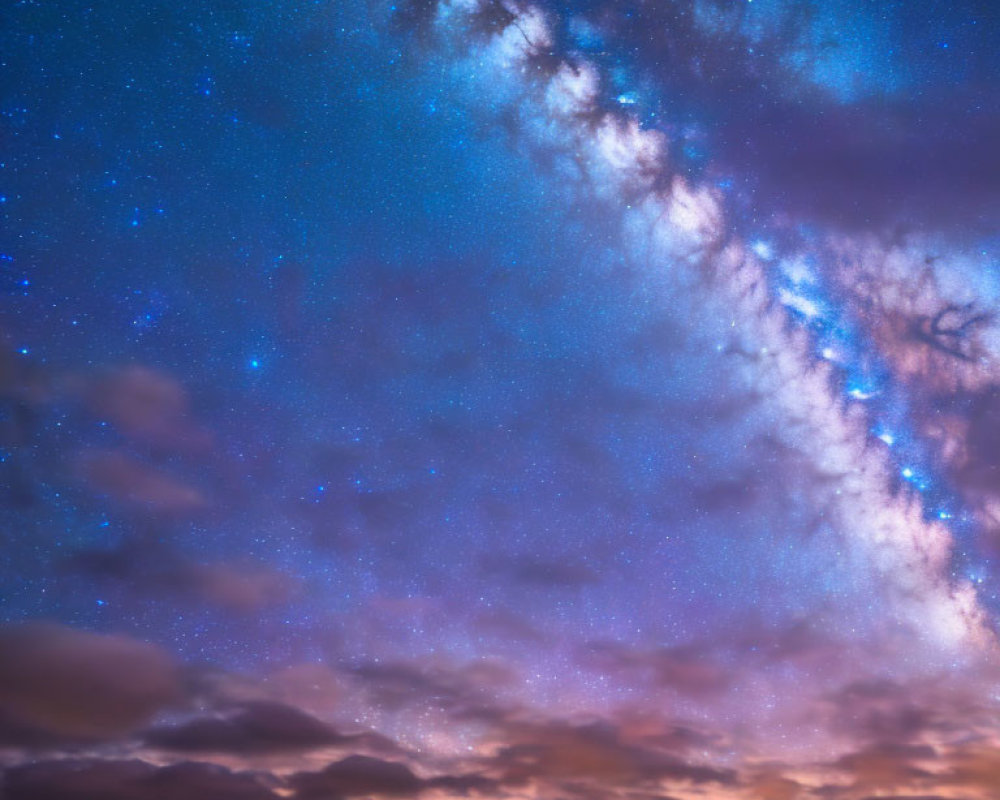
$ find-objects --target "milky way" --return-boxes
[1,0,1000,797]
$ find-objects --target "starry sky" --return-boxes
[1,0,1000,797]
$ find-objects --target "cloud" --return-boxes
[66,537,297,613]
[855,796,953,800]
[479,717,737,796]
[291,754,502,799]
[85,366,213,455]
[3,638,1000,800]
[0,624,181,740]
[718,96,1000,233]
[939,741,1000,790]
[143,700,350,755]
[74,450,208,516]
[0,355,222,523]
[820,679,937,745]
[191,562,298,613]
[2,759,279,800]
[745,771,806,800]
[348,658,516,722]
[291,755,424,798]
[832,742,936,790]
[479,554,600,588]
[578,640,732,697]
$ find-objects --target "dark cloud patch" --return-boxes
[143,762,281,800]
[291,755,423,798]
[3,759,157,800]
[832,742,936,785]
[472,609,547,644]
[948,384,1000,499]
[0,341,48,510]
[144,700,348,755]
[821,679,938,745]
[466,0,517,39]
[2,759,279,800]
[578,641,732,697]
[0,624,181,740]
[0,338,53,418]
[689,475,761,513]
[348,659,516,722]
[484,718,736,793]
[718,96,1000,233]
[728,617,859,673]
[65,538,296,613]
[291,753,548,799]
[479,554,600,588]
[424,772,503,795]
[355,489,421,538]
[614,721,719,758]
[0,708,89,750]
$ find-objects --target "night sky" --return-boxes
[1,1,1000,798]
